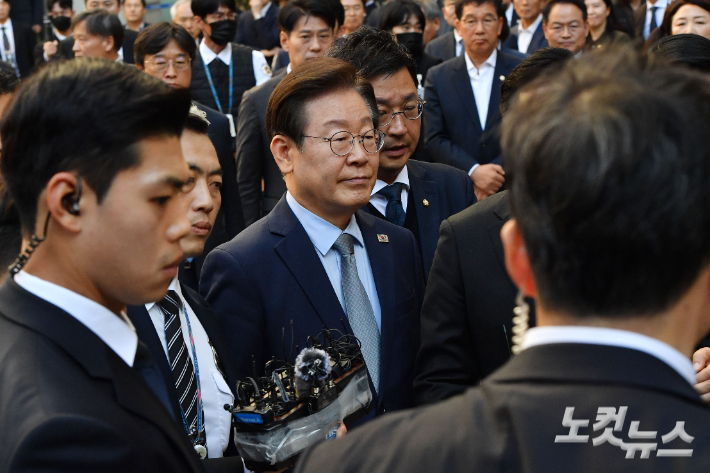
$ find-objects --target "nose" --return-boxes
[165,62,177,78]
[309,36,322,51]
[191,180,215,215]
[386,112,407,137]
[166,196,193,243]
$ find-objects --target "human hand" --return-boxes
[471,163,505,200]
[32,24,42,34]
[693,347,710,402]
[43,40,58,58]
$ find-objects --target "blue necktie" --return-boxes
[377,182,406,227]
[649,6,659,38]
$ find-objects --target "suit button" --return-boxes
[377,405,386,415]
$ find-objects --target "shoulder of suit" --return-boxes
[427,31,454,48]
[408,159,469,181]
[448,190,510,228]
[244,71,285,100]
[498,49,525,68]
[231,41,256,54]
[193,102,230,125]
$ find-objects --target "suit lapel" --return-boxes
[407,162,440,272]
[269,199,351,333]
[356,211,396,396]
[484,53,506,131]
[447,32,456,58]
[451,56,484,134]
[531,23,546,51]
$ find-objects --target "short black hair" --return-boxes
[134,22,197,67]
[47,0,73,10]
[191,0,236,19]
[542,0,587,22]
[129,0,147,6]
[0,185,21,276]
[326,0,345,29]
[501,47,710,318]
[266,57,378,148]
[500,47,573,113]
[327,26,417,84]
[185,105,211,134]
[278,0,338,34]
[72,9,125,52]
[455,0,500,19]
[649,34,710,73]
[0,69,19,95]
[1,59,191,233]
[379,0,425,32]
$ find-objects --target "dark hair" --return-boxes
[266,57,378,148]
[327,26,417,84]
[418,0,441,21]
[379,0,426,32]
[134,22,196,67]
[47,0,73,10]
[501,47,710,318]
[500,47,573,114]
[129,0,147,6]
[657,0,710,38]
[328,0,346,28]
[0,59,191,233]
[498,0,509,41]
[455,0,501,19]
[185,106,211,134]
[542,0,587,21]
[0,69,19,95]
[278,0,338,34]
[0,186,21,276]
[72,9,125,52]
[595,0,632,35]
[649,33,710,72]
[191,0,236,19]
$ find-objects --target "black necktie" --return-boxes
[158,290,201,437]
[133,340,175,417]
[377,182,406,226]
[649,6,659,36]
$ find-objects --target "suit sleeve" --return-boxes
[236,91,265,227]
[33,41,45,67]
[413,218,481,405]
[423,68,480,173]
[212,118,245,238]
[200,248,266,380]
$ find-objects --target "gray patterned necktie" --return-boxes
[332,233,380,394]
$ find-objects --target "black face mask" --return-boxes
[209,19,237,46]
[51,15,72,32]
[395,32,424,59]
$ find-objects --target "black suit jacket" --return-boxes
[413,191,536,404]
[503,21,549,54]
[297,343,710,472]
[57,28,138,63]
[7,21,36,78]
[360,160,474,282]
[423,50,522,172]
[0,277,205,472]
[126,283,243,473]
[200,197,425,421]
[9,0,42,26]
[235,3,281,51]
[423,31,456,62]
[236,69,288,226]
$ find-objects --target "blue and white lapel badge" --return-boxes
[377,234,389,243]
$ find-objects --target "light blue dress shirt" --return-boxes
[286,192,382,332]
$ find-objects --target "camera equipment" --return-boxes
[230,326,373,471]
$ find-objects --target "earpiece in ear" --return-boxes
[62,176,82,216]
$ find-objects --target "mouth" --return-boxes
[344,176,371,185]
[162,255,183,278]
[191,221,212,236]
[166,82,180,88]
[383,144,409,158]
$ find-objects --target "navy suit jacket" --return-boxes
[424,31,527,63]
[360,160,474,282]
[200,197,425,422]
[235,3,280,51]
[423,50,522,172]
[503,21,549,54]
[126,283,243,472]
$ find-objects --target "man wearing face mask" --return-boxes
[379,0,441,86]
[190,0,271,137]
[35,0,74,65]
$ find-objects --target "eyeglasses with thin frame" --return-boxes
[149,56,191,72]
[460,15,498,29]
[303,129,386,156]
[379,98,426,127]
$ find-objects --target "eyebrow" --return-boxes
[376,92,418,105]
[188,162,223,177]
[163,175,188,189]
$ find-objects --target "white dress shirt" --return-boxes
[453,29,464,57]
[199,39,271,87]
[644,0,668,39]
[14,270,138,367]
[146,277,234,458]
[517,14,542,53]
[286,192,382,332]
[254,2,272,20]
[370,165,410,216]
[0,19,15,63]
[505,3,515,26]
[521,326,696,386]
[464,48,497,175]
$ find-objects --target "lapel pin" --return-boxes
[377,234,389,243]
[423,199,430,207]
[500,75,506,81]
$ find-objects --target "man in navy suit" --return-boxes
[423,0,522,201]
[503,0,548,54]
[127,107,244,470]
[200,57,425,425]
[328,28,474,281]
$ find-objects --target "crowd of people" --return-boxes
[0,0,709,471]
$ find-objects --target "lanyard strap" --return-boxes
[203,57,233,115]
[177,299,205,446]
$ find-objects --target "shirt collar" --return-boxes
[371,165,409,196]
[259,2,271,17]
[200,38,232,66]
[519,13,542,32]
[0,18,12,31]
[285,191,364,257]
[521,326,696,385]
[453,29,462,43]
[647,0,668,10]
[14,270,138,367]
[286,63,292,74]
[145,277,181,311]
[465,48,497,73]
[53,27,67,41]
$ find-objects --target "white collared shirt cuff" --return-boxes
[469,163,480,176]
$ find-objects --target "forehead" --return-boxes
[292,14,331,32]
[401,14,422,25]
[675,4,710,17]
[302,88,372,131]
[88,0,119,5]
[462,2,498,16]
[549,3,584,21]
[115,136,188,189]
[370,68,417,103]
[341,0,362,6]
[176,2,193,15]
[125,0,143,5]
[151,39,189,56]
[180,130,220,169]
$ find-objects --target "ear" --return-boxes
[280,30,289,51]
[103,35,115,53]
[270,135,296,176]
[500,219,538,298]
[454,18,462,35]
[135,62,144,71]
[45,172,88,234]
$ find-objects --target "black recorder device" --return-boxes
[230,326,372,471]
